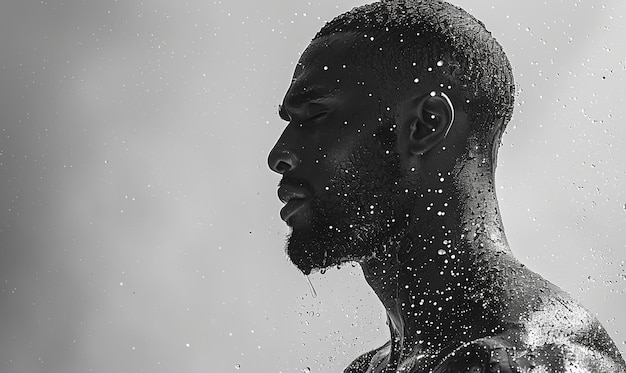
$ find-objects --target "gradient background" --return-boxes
[0,0,624,372]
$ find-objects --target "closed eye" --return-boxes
[278,102,329,126]
[305,111,327,123]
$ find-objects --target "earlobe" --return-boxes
[408,91,455,155]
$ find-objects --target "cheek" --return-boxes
[323,129,364,159]
[307,138,364,186]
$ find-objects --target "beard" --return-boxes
[286,126,415,275]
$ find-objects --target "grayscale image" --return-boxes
[1,0,625,372]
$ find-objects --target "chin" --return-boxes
[286,216,388,275]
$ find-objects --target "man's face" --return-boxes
[268,34,417,274]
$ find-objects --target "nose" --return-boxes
[268,148,300,174]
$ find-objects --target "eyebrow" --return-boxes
[278,87,336,121]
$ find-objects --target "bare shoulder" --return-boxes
[433,335,626,373]
[519,286,626,371]
[344,341,390,373]
[344,334,625,372]
[432,336,532,372]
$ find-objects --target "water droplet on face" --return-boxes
[438,249,447,256]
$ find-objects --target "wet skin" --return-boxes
[268,33,626,372]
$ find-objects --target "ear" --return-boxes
[407,91,455,155]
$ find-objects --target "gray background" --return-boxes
[0,0,624,372]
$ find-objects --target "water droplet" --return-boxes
[413,77,420,83]
[306,275,317,298]
[235,364,241,369]
[438,249,447,256]
[437,60,444,67]
[323,66,328,71]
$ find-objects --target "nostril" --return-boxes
[275,160,292,173]
[269,150,299,174]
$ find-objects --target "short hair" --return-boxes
[314,0,515,149]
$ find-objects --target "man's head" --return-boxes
[315,0,515,145]
[268,0,515,275]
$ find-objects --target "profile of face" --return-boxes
[268,33,430,275]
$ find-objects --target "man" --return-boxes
[267,0,626,371]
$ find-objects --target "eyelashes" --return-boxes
[278,104,329,126]
[278,104,290,122]
[303,111,328,124]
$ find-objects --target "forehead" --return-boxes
[284,33,372,100]
[299,32,361,68]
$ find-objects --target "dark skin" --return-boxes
[268,33,626,372]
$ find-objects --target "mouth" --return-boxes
[278,183,311,223]
[280,198,309,223]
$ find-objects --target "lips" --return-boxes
[277,183,310,223]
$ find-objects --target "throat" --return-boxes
[362,245,482,360]
[359,174,511,363]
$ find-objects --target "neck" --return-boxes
[360,156,515,365]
